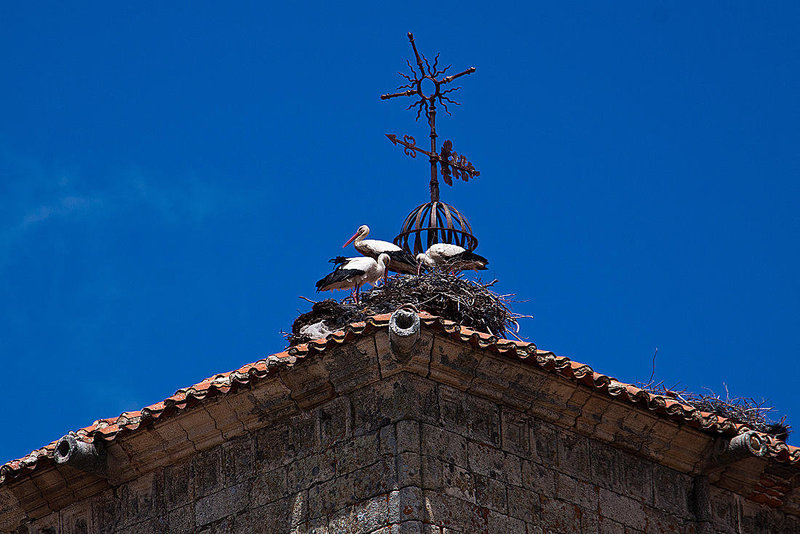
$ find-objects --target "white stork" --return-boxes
[316,253,390,304]
[343,225,417,276]
[416,243,489,274]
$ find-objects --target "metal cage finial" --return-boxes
[393,200,477,255]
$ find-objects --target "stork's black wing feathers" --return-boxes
[316,268,363,291]
[386,249,417,274]
[328,256,349,266]
[456,250,489,269]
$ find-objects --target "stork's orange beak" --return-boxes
[343,231,359,248]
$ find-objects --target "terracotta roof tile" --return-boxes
[1,312,797,485]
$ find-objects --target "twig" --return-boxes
[648,347,658,385]
[507,329,524,341]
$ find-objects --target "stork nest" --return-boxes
[287,270,528,346]
[640,382,791,440]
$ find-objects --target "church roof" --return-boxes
[2,311,797,488]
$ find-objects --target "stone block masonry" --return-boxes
[5,330,799,533]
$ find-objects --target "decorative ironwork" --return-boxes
[382,32,479,203]
[382,33,481,255]
[385,134,480,187]
[439,139,479,186]
[380,33,475,120]
[394,201,477,255]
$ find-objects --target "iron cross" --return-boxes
[381,32,479,202]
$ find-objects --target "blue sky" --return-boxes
[1,2,798,462]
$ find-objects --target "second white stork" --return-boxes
[343,224,417,275]
[416,243,489,273]
[316,253,390,304]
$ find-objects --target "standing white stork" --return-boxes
[416,244,489,274]
[315,253,390,304]
[343,225,417,276]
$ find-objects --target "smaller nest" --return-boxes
[287,270,528,346]
[641,382,791,440]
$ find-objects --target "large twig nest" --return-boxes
[288,270,528,346]
[641,382,791,440]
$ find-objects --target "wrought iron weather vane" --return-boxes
[382,32,480,204]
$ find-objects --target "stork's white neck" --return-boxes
[354,226,369,245]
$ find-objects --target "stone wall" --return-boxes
[10,337,800,533]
